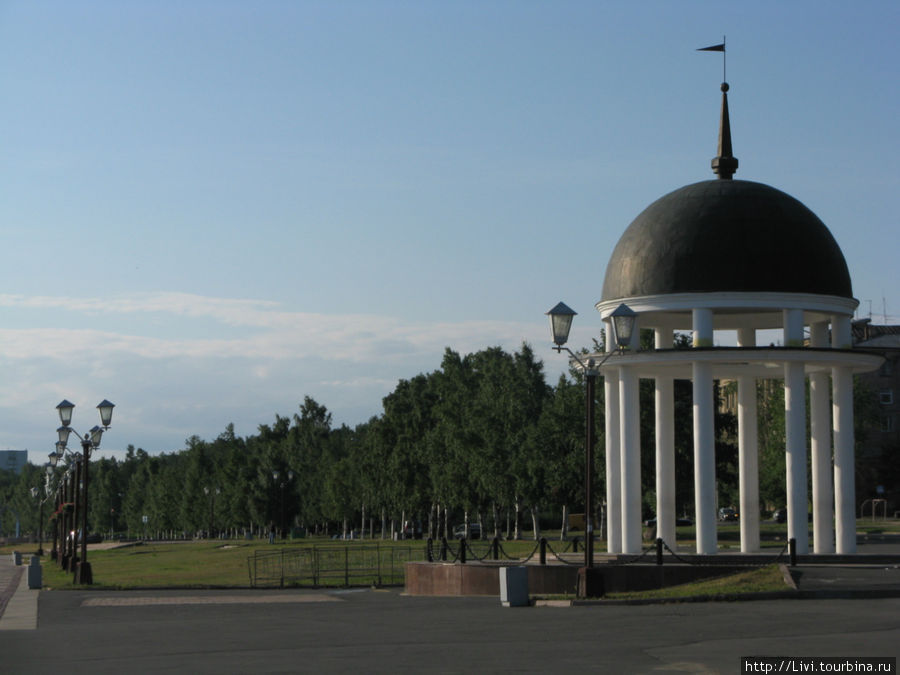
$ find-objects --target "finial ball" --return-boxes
[721,82,729,92]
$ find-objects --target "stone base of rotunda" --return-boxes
[404,552,900,598]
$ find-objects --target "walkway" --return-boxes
[0,553,38,630]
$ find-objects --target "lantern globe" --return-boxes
[545,302,577,347]
[610,303,637,349]
[57,400,75,427]
[97,400,115,428]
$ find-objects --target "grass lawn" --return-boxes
[603,564,790,601]
[1,537,548,589]
[14,539,430,589]
[2,518,896,591]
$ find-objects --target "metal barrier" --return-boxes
[418,534,796,571]
[659,537,792,567]
[248,544,420,588]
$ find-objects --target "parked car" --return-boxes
[643,516,693,527]
[718,507,738,522]
[66,529,104,545]
[452,523,481,540]
[772,508,812,523]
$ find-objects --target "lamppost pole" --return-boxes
[545,302,635,580]
[69,459,81,573]
[59,464,71,569]
[55,399,115,585]
[584,361,596,569]
[42,463,54,556]
[30,486,45,556]
[204,486,220,538]
[272,471,294,540]
[47,452,60,561]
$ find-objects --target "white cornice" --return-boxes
[580,346,882,380]
[596,292,858,331]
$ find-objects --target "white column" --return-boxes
[783,309,809,554]
[619,366,641,554]
[737,327,759,552]
[654,328,676,548]
[692,308,714,348]
[604,368,621,554]
[832,314,856,553]
[693,361,716,554]
[784,309,805,347]
[692,308,716,554]
[809,321,834,554]
[832,314,852,349]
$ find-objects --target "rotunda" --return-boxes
[593,83,882,555]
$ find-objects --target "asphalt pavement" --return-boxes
[0,541,898,674]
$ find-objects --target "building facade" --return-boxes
[853,319,900,514]
[0,450,28,475]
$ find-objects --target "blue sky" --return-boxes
[1,1,897,463]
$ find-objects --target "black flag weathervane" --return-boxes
[698,36,726,82]
[698,36,738,179]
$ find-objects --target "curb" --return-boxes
[534,588,900,607]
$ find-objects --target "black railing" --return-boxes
[248,544,421,588]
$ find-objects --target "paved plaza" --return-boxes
[1,548,898,674]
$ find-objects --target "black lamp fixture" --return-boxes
[54,398,115,585]
[546,301,577,349]
[545,301,636,355]
[610,303,638,349]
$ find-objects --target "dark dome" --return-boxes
[601,180,852,301]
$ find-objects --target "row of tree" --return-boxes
[0,339,880,542]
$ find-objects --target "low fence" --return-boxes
[248,544,422,588]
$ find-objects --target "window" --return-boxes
[881,415,895,433]
[880,390,894,405]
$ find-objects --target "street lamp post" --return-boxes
[64,460,81,572]
[30,485,45,556]
[48,450,62,560]
[545,302,635,585]
[273,471,294,540]
[58,462,71,570]
[203,486,220,538]
[55,399,115,584]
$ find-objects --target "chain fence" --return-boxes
[250,535,798,588]
[427,535,797,569]
[659,537,792,567]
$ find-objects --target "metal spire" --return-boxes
[698,37,738,179]
[711,82,738,180]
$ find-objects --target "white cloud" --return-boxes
[0,291,542,362]
[0,291,560,456]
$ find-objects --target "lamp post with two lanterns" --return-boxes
[545,301,635,584]
[54,399,115,585]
